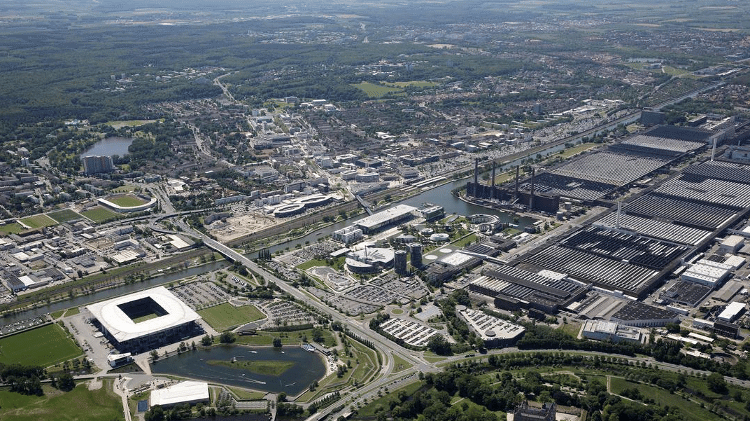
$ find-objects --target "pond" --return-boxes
[81,136,134,157]
[151,344,326,396]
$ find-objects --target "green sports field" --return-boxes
[19,214,57,229]
[107,194,147,207]
[198,303,266,332]
[0,222,25,235]
[81,206,119,223]
[0,323,82,367]
[47,209,84,223]
[351,81,404,98]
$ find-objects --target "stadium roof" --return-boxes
[87,286,200,343]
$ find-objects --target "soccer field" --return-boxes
[0,323,82,367]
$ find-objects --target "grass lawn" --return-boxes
[0,381,122,421]
[609,377,715,421]
[423,352,448,363]
[198,303,266,332]
[0,323,82,367]
[351,81,404,98]
[112,185,137,193]
[384,80,438,88]
[450,233,477,248]
[19,214,57,229]
[107,194,147,207]
[51,307,81,319]
[235,328,335,348]
[392,353,413,373]
[208,359,294,376]
[106,119,160,128]
[297,259,328,270]
[559,142,599,159]
[391,308,404,315]
[227,386,267,401]
[81,206,120,223]
[356,381,423,418]
[0,222,25,235]
[47,209,83,223]
[556,322,582,338]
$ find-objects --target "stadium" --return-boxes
[86,286,202,353]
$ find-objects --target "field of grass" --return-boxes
[236,328,336,348]
[0,222,25,235]
[112,185,137,193]
[609,377,715,421]
[47,209,83,223]
[106,119,159,128]
[107,194,147,207]
[383,80,438,88]
[392,353,413,373]
[81,206,120,223]
[450,233,477,248]
[51,307,81,319]
[0,324,82,367]
[296,259,328,270]
[351,81,404,98]
[356,381,423,418]
[556,322,582,338]
[391,308,404,315]
[207,359,295,376]
[558,142,599,159]
[198,303,266,332]
[19,214,57,229]
[0,381,122,421]
[227,386,267,401]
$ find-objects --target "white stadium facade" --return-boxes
[86,286,202,353]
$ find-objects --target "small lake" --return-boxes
[151,345,326,396]
[81,136,134,157]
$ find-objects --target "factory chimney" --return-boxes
[473,158,479,197]
[711,137,717,161]
[529,167,535,211]
[616,201,622,228]
[491,161,496,199]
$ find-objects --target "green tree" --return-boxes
[273,337,283,348]
[58,373,76,392]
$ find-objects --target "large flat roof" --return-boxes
[87,286,200,343]
[354,204,416,230]
[151,381,209,407]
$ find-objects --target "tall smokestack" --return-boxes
[491,161,496,199]
[711,137,717,161]
[473,158,479,197]
[529,167,535,211]
[616,201,622,228]
[515,165,520,201]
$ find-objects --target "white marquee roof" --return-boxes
[87,286,200,342]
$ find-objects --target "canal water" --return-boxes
[151,345,326,395]
[0,261,228,326]
[81,136,134,157]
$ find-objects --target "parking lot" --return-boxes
[261,300,315,327]
[307,286,380,316]
[171,281,230,310]
[0,315,48,336]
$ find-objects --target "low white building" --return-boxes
[581,320,644,344]
[150,381,209,408]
